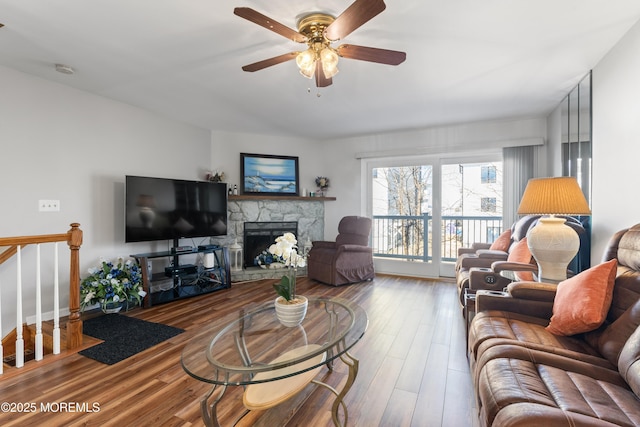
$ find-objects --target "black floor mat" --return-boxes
[79,314,184,365]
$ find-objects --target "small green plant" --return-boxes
[273,273,296,302]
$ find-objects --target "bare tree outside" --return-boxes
[372,166,432,260]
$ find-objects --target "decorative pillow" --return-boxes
[489,229,512,252]
[546,259,618,336]
[506,237,534,281]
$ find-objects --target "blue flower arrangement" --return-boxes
[80,257,147,312]
[254,249,285,267]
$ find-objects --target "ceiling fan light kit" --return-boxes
[295,13,339,79]
[234,0,406,88]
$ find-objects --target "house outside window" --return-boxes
[481,197,497,213]
[481,166,497,184]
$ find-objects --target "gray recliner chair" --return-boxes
[307,216,375,286]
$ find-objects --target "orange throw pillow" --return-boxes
[489,229,512,252]
[546,259,618,336]
[507,237,534,281]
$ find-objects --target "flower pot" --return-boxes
[274,295,308,327]
[102,301,123,314]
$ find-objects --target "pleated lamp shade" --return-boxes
[517,177,590,283]
[517,177,590,215]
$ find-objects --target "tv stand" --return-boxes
[132,245,230,308]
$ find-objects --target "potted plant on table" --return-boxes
[80,257,147,313]
[268,232,308,327]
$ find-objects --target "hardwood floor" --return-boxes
[0,275,479,427]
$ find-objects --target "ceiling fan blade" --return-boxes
[324,0,387,41]
[315,61,333,87]
[337,44,406,65]
[241,52,298,72]
[234,7,308,43]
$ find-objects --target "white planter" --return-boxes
[274,295,308,327]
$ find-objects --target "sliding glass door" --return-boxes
[366,155,502,278]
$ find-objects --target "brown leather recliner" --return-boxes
[459,215,586,308]
[467,216,587,300]
[468,224,640,427]
[307,216,375,286]
[456,215,540,306]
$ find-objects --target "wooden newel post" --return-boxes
[66,223,83,349]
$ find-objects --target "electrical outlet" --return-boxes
[39,199,60,212]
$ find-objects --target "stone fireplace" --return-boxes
[210,197,328,282]
[243,221,298,268]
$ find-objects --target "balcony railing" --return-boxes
[372,215,503,262]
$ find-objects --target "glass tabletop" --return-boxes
[181,296,368,386]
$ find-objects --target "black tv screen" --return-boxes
[125,176,228,243]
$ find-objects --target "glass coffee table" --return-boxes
[181,296,368,427]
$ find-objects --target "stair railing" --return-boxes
[0,223,83,373]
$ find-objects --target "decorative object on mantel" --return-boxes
[315,176,329,196]
[241,153,300,196]
[205,171,225,182]
[268,233,309,326]
[80,257,147,313]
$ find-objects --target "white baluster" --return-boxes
[15,246,24,368]
[35,244,43,361]
[53,243,60,355]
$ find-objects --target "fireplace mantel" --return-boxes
[229,195,336,201]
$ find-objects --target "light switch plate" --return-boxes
[39,199,60,212]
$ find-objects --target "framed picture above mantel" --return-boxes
[241,153,299,196]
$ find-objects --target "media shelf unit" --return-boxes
[132,246,230,308]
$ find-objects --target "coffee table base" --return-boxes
[199,351,359,427]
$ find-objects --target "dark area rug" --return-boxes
[79,314,184,365]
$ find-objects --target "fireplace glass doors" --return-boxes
[243,221,298,268]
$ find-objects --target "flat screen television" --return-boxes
[125,176,228,243]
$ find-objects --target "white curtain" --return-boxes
[502,145,536,228]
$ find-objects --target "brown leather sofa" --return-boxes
[307,216,375,286]
[468,224,640,426]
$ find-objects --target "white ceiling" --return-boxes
[1,1,639,140]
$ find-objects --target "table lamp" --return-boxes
[517,177,591,283]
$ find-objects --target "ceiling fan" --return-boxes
[234,0,406,88]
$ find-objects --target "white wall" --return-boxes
[0,66,210,335]
[591,19,640,261]
[209,130,324,203]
